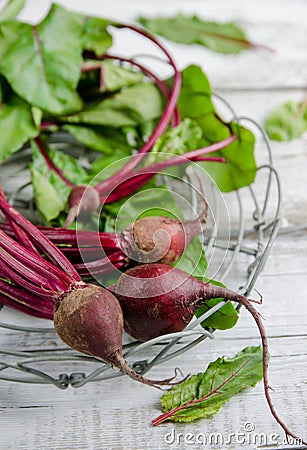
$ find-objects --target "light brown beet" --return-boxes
[121,216,202,265]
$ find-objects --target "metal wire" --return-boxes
[0,94,281,388]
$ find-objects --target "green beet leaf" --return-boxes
[174,236,207,278]
[100,60,145,92]
[30,139,88,223]
[177,65,213,118]
[31,168,66,222]
[264,100,307,141]
[195,298,239,330]
[0,0,25,23]
[0,4,83,114]
[0,77,39,163]
[178,65,257,191]
[80,60,145,95]
[81,16,113,55]
[155,346,263,424]
[199,121,256,192]
[64,124,133,154]
[145,118,202,165]
[64,82,163,127]
[139,14,256,54]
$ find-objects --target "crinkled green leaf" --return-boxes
[103,184,183,226]
[0,77,39,163]
[264,100,307,141]
[81,17,113,55]
[0,4,83,114]
[178,65,257,191]
[30,139,88,223]
[139,14,255,54]
[157,346,263,423]
[100,60,145,92]
[146,118,202,165]
[0,0,25,23]
[64,82,163,127]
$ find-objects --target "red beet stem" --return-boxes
[74,251,127,277]
[0,187,81,282]
[0,257,56,299]
[0,278,55,316]
[34,137,75,188]
[103,156,225,204]
[101,137,233,204]
[22,226,119,249]
[6,218,40,257]
[0,294,54,320]
[0,230,73,288]
[92,24,181,195]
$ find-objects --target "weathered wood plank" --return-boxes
[1,0,306,448]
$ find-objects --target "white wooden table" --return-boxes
[0,1,306,449]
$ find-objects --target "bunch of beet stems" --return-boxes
[0,166,210,278]
[36,23,236,225]
[0,134,230,278]
[0,187,187,387]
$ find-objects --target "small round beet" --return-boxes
[121,215,202,265]
[54,285,123,359]
[65,185,100,227]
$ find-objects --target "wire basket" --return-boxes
[0,95,281,389]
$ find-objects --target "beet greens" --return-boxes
[0,3,258,229]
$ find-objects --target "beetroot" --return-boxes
[54,284,175,386]
[121,215,203,265]
[115,263,203,341]
[114,263,305,444]
[64,185,101,227]
[0,188,181,388]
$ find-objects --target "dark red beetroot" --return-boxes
[114,263,306,444]
[115,263,203,341]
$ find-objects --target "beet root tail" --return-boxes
[108,350,184,389]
